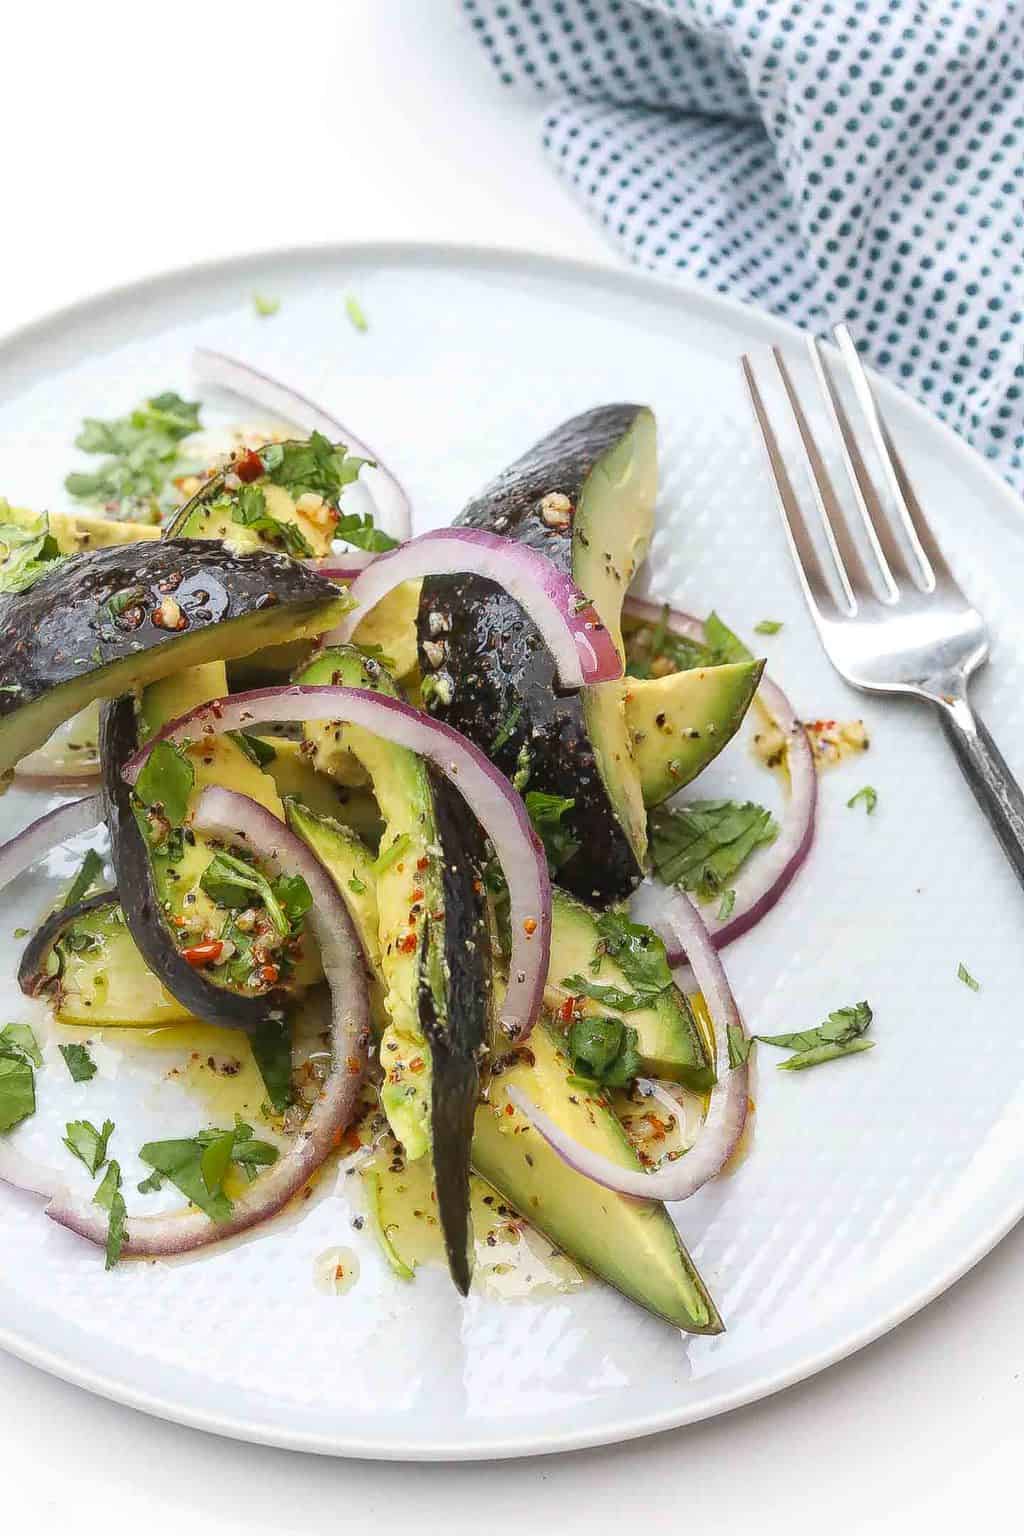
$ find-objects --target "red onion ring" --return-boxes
[44,787,371,1258]
[192,347,411,543]
[0,795,102,892]
[624,598,816,961]
[325,528,622,690]
[304,550,380,583]
[122,685,550,1042]
[509,891,749,1202]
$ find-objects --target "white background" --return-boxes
[1,3,1021,1531]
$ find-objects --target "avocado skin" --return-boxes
[419,767,491,1296]
[0,540,336,707]
[417,406,647,907]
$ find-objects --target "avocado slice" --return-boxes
[54,902,193,1027]
[0,541,347,773]
[546,889,712,1090]
[296,644,491,1294]
[257,737,383,845]
[625,660,764,807]
[474,1021,722,1333]
[417,405,657,906]
[1,502,161,555]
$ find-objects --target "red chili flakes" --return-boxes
[558,995,579,1025]
[504,1103,515,1117]
[182,940,223,967]
[259,963,280,985]
[523,917,538,936]
[397,932,418,955]
[410,887,424,903]
[409,1057,425,1075]
[235,448,265,483]
[416,856,429,871]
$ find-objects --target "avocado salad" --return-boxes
[0,362,850,1334]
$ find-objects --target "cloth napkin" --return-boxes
[464,0,1024,488]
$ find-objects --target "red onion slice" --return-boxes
[326,529,623,690]
[0,795,102,893]
[624,598,816,960]
[304,550,380,583]
[45,787,371,1258]
[122,685,550,1042]
[509,891,749,1202]
[192,347,411,543]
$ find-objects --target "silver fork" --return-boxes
[741,323,1024,888]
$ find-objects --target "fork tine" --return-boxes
[833,324,956,588]
[772,346,877,611]
[740,355,845,629]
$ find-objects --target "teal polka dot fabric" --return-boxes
[465,0,1024,484]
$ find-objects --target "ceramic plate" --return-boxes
[1,245,1022,1460]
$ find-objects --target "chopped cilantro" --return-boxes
[199,850,294,937]
[560,977,649,1013]
[567,1015,641,1088]
[260,431,367,504]
[249,1017,293,1114]
[717,888,736,921]
[228,730,277,768]
[334,509,399,553]
[491,705,521,755]
[63,1117,114,1175]
[133,740,195,826]
[727,1023,752,1068]
[957,962,980,992]
[230,483,314,558]
[63,848,104,909]
[0,1051,35,1133]
[524,791,579,874]
[0,521,66,595]
[595,912,674,997]
[65,391,201,521]
[756,1000,874,1071]
[649,799,778,900]
[0,1023,41,1067]
[348,874,367,896]
[253,293,280,317]
[93,1160,127,1268]
[847,786,878,815]
[139,1120,278,1221]
[703,611,754,664]
[345,294,368,332]
[12,928,27,939]
[754,619,783,635]
[59,1042,97,1082]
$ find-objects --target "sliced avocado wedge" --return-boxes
[296,644,491,1296]
[546,889,712,1090]
[0,541,347,773]
[625,659,764,807]
[0,503,161,555]
[53,902,193,1028]
[417,405,657,906]
[258,736,383,845]
[474,1021,722,1333]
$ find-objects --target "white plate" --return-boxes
[1,244,1023,1461]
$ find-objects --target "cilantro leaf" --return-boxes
[66,391,201,521]
[754,620,783,635]
[0,529,66,594]
[727,1023,752,1068]
[230,483,314,558]
[333,510,399,553]
[649,799,778,900]
[249,1017,293,1114]
[199,850,291,937]
[491,705,521,754]
[561,976,650,1013]
[717,888,736,920]
[133,740,195,826]
[524,791,579,874]
[228,731,277,768]
[59,1042,97,1082]
[139,1123,278,1220]
[703,611,754,664]
[63,848,104,909]
[93,1160,127,1268]
[756,1000,874,1071]
[261,431,368,503]
[63,1117,114,1175]
[0,1052,35,1132]
[253,293,280,317]
[567,1015,641,1088]
[595,912,674,997]
[847,786,878,815]
[0,1023,42,1067]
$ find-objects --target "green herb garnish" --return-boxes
[133,740,195,826]
[63,849,104,909]
[138,1120,279,1221]
[756,1000,874,1071]
[230,483,314,558]
[0,1023,42,1067]
[754,620,783,635]
[524,791,579,874]
[0,1052,35,1133]
[253,293,280,317]
[65,391,201,521]
[228,731,277,768]
[345,294,368,333]
[63,1117,114,1175]
[59,1042,97,1082]
[717,888,736,920]
[93,1160,127,1268]
[0,525,66,594]
[260,431,367,504]
[595,912,674,997]
[249,1018,293,1114]
[703,611,754,664]
[199,851,306,939]
[847,786,878,815]
[957,962,980,992]
[567,1015,641,1088]
[491,705,521,755]
[649,799,778,900]
[348,875,367,896]
[334,510,399,553]
[727,1023,752,1068]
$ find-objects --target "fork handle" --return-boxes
[935,694,1024,888]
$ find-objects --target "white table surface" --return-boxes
[2,3,1020,1531]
